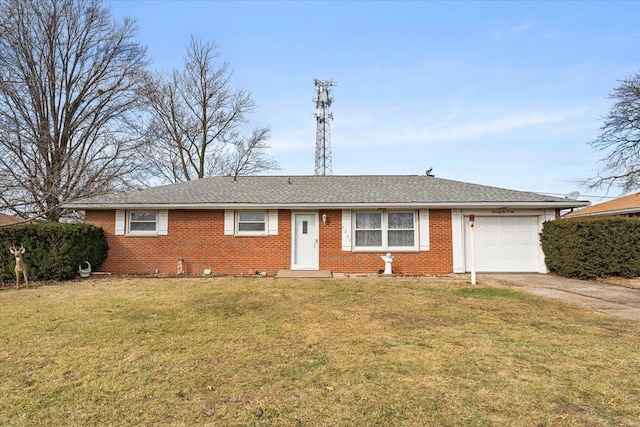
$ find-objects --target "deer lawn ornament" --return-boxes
[9,245,28,289]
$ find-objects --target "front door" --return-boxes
[292,212,319,270]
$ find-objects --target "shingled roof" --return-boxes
[566,192,640,217]
[0,212,23,226]
[63,175,589,210]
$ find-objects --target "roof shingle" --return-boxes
[566,192,640,217]
[0,213,24,226]
[63,175,589,209]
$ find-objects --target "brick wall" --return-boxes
[85,208,453,275]
[319,209,452,275]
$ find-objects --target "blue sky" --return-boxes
[107,0,640,203]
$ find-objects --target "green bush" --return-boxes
[541,217,640,279]
[0,223,108,283]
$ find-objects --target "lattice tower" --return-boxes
[313,78,336,175]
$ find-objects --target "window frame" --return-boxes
[127,210,158,236]
[236,210,268,236]
[353,210,418,251]
[387,212,416,248]
[354,212,383,248]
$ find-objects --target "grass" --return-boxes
[1,277,640,426]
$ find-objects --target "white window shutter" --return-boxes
[158,210,168,235]
[115,210,125,235]
[341,210,352,251]
[268,210,278,235]
[419,209,430,250]
[224,210,235,235]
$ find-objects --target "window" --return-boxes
[128,211,157,235]
[237,211,266,235]
[355,213,382,247]
[115,210,167,236]
[354,211,416,250]
[224,210,277,236]
[387,212,415,247]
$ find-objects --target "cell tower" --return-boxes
[313,78,336,175]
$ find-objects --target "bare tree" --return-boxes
[141,36,278,182]
[588,72,640,193]
[0,0,148,221]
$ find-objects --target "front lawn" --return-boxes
[1,277,639,426]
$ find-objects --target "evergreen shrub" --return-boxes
[0,223,108,282]
[541,217,640,279]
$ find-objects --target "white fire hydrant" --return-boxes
[381,253,394,275]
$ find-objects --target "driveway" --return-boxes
[479,273,640,323]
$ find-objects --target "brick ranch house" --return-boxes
[63,175,588,276]
[565,192,640,218]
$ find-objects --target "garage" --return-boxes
[464,216,541,272]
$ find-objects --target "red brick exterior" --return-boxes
[85,208,453,276]
[318,209,452,275]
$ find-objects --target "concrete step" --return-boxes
[276,269,332,278]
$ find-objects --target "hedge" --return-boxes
[0,223,108,283]
[540,217,640,279]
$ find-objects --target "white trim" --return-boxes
[66,201,590,210]
[341,210,352,251]
[544,208,556,222]
[224,210,234,235]
[352,211,418,252]
[291,212,319,270]
[225,210,277,236]
[451,209,465,273]
[268,210,279,235]
[158,210,168,235]
[458,209,550,273]
[419,209,430,251]
[463,214,544,273]
[460,208,551,274]
[126,210,159,237]
[115,210,125,235]
[461,208,555,217]
[236,210,268,236]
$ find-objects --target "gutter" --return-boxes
[63,200,591,210]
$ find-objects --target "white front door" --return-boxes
[292,212,319,270]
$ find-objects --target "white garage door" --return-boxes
[464,216,540,272]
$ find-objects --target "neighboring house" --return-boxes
[565,192,640,218]
[0,213,24,226]
[62,175,588,276]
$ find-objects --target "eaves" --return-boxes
[64,200,591,210]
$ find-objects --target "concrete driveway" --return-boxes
[479,273,640,323]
